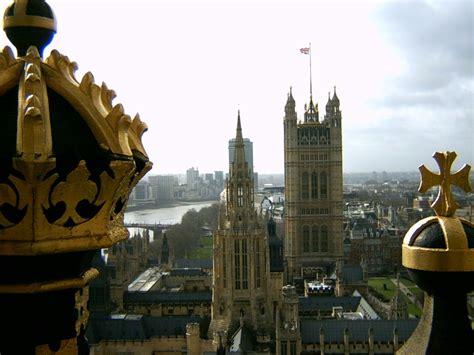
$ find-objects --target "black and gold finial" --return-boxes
[3,0,57,57]
[399,153,474,353]
[418,151,471,217]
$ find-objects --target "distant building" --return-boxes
[228,136,253,173]
[214,170,224,189]
[131,179,154,206]
[149,175,178,201]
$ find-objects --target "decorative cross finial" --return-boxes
[418,151,471,216]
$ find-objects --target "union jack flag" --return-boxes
[300,47,310,55]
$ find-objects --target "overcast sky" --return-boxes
[1,0,472,174]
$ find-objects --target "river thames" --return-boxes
[124,201,217,225]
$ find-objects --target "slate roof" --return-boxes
[175,258,213,269]
[299,296,361,313]
[86,315,210,344]
[342,264,364,283]
[300,319,419,344]
[170,268,206,277]
[124,290,212,304]
[229,326,255,353]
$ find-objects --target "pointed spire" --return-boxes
[236,110,243,142]
[232,110,247,174]
[286,86,295,106]
[326,91,333,114]
[332,85,340,106]
[304,95,319,123]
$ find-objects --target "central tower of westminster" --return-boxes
[283,88,344,281]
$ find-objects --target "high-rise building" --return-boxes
[186,167,200,190]
[229,136,253,173]
[209,113,273,345]
[283,88,344,281]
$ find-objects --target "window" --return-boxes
[303,225,310,253]
[255,240,261,288]
[237,184,243,207]
[222,239,227,288]
[290,341,297,355]
[242,240,248,289]
[281,341,287,355]
[302,172,309,199]
[312,225,319,252]
[235,239,248,289]
[311,172,318,199]
[235,240,240,289]
[321,225,328,252]
[320,171,327,198]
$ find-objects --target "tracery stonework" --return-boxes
[209,113,273,346]
[283,88,344,281]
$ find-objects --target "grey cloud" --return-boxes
[376,0,473,93]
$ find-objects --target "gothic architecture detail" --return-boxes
[0,0,151,351]
[210,113,273,345]
[283,87,343,281]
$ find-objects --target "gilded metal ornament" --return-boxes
[418,151,471,217]
[0,44,152,255]
[402,152,474,272]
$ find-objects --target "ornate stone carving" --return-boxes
[0,45,152,255]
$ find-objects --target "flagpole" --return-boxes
[309,43,312,97]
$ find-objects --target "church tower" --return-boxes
[283,87,343,282]
[209,112,273,342]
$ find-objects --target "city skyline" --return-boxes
[1,0,470,174]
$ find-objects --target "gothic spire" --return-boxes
[332,85,340,107]
[233,110,246,171]
[304,95,319,123]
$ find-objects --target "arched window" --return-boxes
[242,239,248,289]
[303,225,310,253]
[320,172,327,198]
[302,172,309,199]
[311,172,318,199]
[321,225,328,252]
[237,184,243,207]
[234,240,241,289]
[312,225,319,252]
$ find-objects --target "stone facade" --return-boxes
[209,113,274,340]
[283,88,344,281]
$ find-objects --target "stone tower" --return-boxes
[209,112,273,340]
[275,285,301,355]
[283,88,343,281]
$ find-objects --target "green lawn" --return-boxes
[369,277,422,318]
[368,277,396,301]
[400,277,424,302]
[406,298,422,318]
[188,235,213,259]
[400,276,416,287]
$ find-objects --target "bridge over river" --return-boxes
[124,223,171,234]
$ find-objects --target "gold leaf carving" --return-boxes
[100,82,116,112]
[0,183,17,227]
[0,46,17,69]
[79,71,94,96]
[128,113,149,157]
[24,106,41,118]
[50,161,98,225]
[25,46,41,60]
[106,104,132,156]
[45,49,78,87]
[25,94,41,108]
[42,50,150,157]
